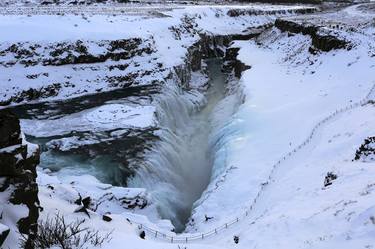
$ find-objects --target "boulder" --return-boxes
[102,215,112,222]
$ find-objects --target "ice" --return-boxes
[21,104,156,137]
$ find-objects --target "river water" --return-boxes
[128,59,228,231]
[174,59,227,229]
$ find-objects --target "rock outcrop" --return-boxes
[227,7,316,17]
[354,136,375,162]
[275,19,349,52]
[0,109,40,249]
[0,38,157,106]
[223,46,251,78]
[178,30,260,88]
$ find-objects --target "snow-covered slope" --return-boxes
[185,4,375,248]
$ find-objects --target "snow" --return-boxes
[0,223,9,234]
[185,4,375,249]
[36,166,168,223]
[0,4,315,105]
[0,144,23,153]
[0,4,306,42]
[202,104,375,249]
[20,104,156,137]
[0,14,165,42]
[1,2,375,249]
[0,184,29,248]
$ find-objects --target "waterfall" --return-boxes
[127,59,240,232]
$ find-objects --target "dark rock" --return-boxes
[354,136,375,161]
[121,194,148,210]
[5,83,62,105]
[74,206,90,218]
[188,42,202,72]
[82,196,91,208]
[0,110,40,248]
[0,38,156,105]
[43,38,149,66]
[275,19,348,52]
[174,64,191,88]
[223,47,251,77]
[199,34,232,59]
[231,32,261,41]
[0,109,21,148]
[308,46,319,55]
[324,172,337,187]
[74,193,82,205]
[0,224,10,247]
[139,230,145,239]
[0,144,28,176]
[312,35,347,52]
[234,61,251,78]
[102,215,112,222]
[227,7,316,17]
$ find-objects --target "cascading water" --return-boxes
[128,59,230,232]
[20,56,243,233]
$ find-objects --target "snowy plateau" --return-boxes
[0,1,375,249]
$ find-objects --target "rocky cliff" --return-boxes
[0,109,40,249]
[275,19,349,52]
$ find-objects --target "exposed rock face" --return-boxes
[0,38,157,106]
[275,19,349,52]
[0,109,40,249]
[172,34,230,88]
[174,63,192,88]
[0,38,153,68]
[227,7,316,17]
[178,30,260,87]
[223,46,251,78]
[0,110,22,149]
[198,34,231,59]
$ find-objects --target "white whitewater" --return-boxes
[128,59,232,231]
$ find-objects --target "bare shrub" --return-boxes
[20,214,112,249]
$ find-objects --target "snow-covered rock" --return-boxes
[0,110,40,248]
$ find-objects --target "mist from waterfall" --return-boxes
[128,59,230,232]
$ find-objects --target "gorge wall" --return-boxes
[0,109,40,248]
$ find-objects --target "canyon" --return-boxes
[0,2,375,249]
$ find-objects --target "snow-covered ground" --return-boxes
[186,4,375,248]
[1,2,375,249]
[0,5,307,105]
